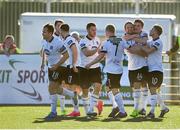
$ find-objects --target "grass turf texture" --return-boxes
[0,105,180,129]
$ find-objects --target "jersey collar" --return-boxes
[86,35,93,40]
[54,32,59,36]
[64,34,71,40]
[48,36,54,43]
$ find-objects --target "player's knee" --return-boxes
[57,85,64,95]
[49,82,58,95]
[82,88,89,98]
[149,87,157,95]
[141,81,148,88]
[111,88,119,95]
[93,83,101,95]
[133,82,141,89]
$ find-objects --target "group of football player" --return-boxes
[40,19,169,120]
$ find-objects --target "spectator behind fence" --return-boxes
[0,35,21,56]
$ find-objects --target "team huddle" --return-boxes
[40,19,169,120]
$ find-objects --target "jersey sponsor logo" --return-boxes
[12,83,42,101]
[67,40,73,46]
[9,59,25,70]
[152,77,158,85]
[80,43,86,48]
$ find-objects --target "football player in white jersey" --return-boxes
[128,25,169,118]
[124,20,149,117]
[60,24,81,117]
[85,24,131,118]
[53,19,68,116]
[79,23,103,117]
[40,24,78,120]
[54,19,64,39]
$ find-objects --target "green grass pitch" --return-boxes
[0,105,180,129]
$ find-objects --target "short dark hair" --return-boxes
[43,24,54,33]
[124,22,133,29]
[60,24,70,32]
[86,23,96,30]
[106,24,115,33]
[134,19,144,27]
[153,25,163,36]
[54,19,64,26]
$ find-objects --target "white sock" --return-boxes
[114,93,125,113]
[71,98,79,112]
[50,94,57,113]
[157,93,167,110]
[141,88,149,110]
[63,88,74,98]
[89,94,99,113]
[108,91,118,108]
[133,89,141,110]
[150,94,157,113]
[82,97,89,115]
[58,95,65,111]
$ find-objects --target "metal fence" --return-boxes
[0,1,180,45]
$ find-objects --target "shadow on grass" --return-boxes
[33,115,77,123]
[101,117,120,122]
[123,117,163,122]
[33,115,101,123]
[75,116,100,122]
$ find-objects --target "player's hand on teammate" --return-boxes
[50,64,59,71]
[85,63,91,69]
[73,65,78,73]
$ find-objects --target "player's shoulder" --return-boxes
[154,38,163,45]
[94,36,100,42]
[53,36,63,45]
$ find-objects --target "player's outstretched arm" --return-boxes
[85,52,105,69]
[50,51,69,71]
[82,47,99,57]
[141,45,157,55]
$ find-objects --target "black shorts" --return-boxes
[79,67,102,89]
[106,73,122,89]
[48,66,68,83]
[128,66,148,87]
[67,66,80,85]
[148,71,163,88]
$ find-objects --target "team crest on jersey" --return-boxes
[50,46,53,50]
[137,73,143,81]
[152,77,158,85]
